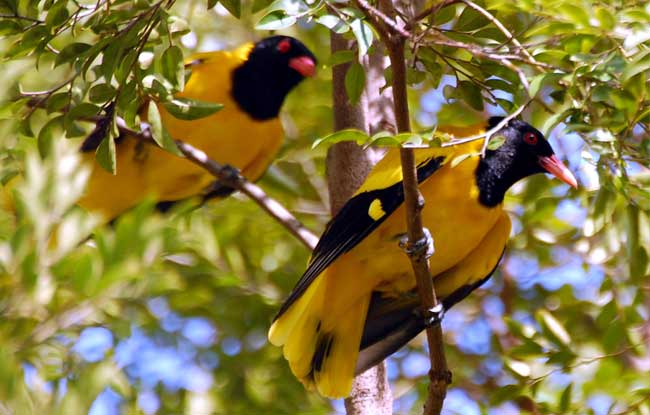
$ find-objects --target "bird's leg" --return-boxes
[400,228,442,327]
[219,164,242,181]
[202,164,241,201]
[398,227,435,259]
[413,303,446,327]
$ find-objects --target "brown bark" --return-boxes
[327,32,393,415]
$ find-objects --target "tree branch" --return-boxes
[329,31,393,415]
[458,0,539,66]
[174,141,319,250]
[110,118,319,250]
[387,36,450,415]
[363,1,451,413]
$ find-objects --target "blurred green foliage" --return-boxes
[0,0,649,414]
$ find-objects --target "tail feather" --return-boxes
[268,271,369,398]
[313,297,369,397]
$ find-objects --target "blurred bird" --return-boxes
[268,117,578,398]
[78,36,316,219]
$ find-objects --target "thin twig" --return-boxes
[354,0,411,39]
[440,98,532,156]
[459,0,539,67]
[0,13,42,22]
[408,0,460,27]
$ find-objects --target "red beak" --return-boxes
[288,56,316,77]
[538,155,578,188]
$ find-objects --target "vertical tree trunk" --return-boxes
[327,32,394,415]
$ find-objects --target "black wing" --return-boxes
[273,156,445,320]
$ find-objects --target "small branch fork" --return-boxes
[109,118,319,251]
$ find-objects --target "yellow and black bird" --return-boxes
[78,36,316,219]
[268,117,578,398]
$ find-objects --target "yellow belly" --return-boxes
[343,154,501,295]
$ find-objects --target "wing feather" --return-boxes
[273,156,445,320]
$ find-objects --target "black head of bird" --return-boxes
[476,117,578,207]
[231,36,317,120]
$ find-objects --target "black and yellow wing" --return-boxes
[273,155,445,320]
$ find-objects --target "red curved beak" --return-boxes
[538,155,578,188]
[289,56,316,77]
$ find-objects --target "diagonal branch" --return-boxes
[175,140,319,250]
[108,118,319,250]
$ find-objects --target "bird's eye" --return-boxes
[524,132,538,145]
[277,39,291,53]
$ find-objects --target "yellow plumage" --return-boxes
[270,140,508,398]
[269,118,576,398]
[78,43,283,219]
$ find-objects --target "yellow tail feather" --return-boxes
[268,272,370,398]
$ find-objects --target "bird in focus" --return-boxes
[268,117,578,398]
[78,36,317,220]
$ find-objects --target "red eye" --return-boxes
[524,132,538,145]
[277,39,291,53]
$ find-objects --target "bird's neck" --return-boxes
[475,151,518,207]
[230,64,286,121]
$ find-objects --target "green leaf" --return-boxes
[595,7,615,30]
[316,15,348,34]
[219,0,241,18]
[537,309,571,347]
[312,129,369,148]
[46,92,70,113]
[101,41,123,82]
[456,5,490,31]
[37,116,63,158]
[256,10,296,30]
[147,102,164,148]
[345,61,365,105]
[252,0,274,13]
[117,81,139,127]
[622,51,650,82]
[433,4,456,25]
[96,131,117,174]
[327,50,355,67]
[350,19,373,58]
[45,0,70,29]
[559,383,573,413]
[0,20,23,35]
[162,97,223,121]
[6,26,49,59]
[558,4,590,27]
[394,133,423,146]
[487,134,506,150]
[89,84,116,103]
[450,153,477,168]
[68,103,101,120]
[161,45,184,89]
[457,81,484,111]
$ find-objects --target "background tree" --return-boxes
[0,0,649,414]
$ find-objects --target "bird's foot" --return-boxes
[221,164,241,181]
[414,304,445,327]
[399,227,435,259]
